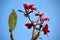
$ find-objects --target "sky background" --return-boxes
[0,0,60,40]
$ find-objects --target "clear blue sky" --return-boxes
[0,0,60,40]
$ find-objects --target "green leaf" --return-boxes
[8,9,17,31]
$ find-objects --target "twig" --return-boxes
[18,10,25,14]
[9,29,14,40]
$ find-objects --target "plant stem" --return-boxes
[9,29,14,40]
[10,32,14,40]
[27,16,35,40]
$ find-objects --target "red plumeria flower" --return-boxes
[35,13,44,18]
[23,3,37,11]
[42,24,50,35]
[41,18,50,22]
[25,23,35,29]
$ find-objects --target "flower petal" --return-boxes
[31,7,37,10]
[35,13,40,16]
[41,18,50,22]
[23,4,29,9]
[42,24,50,35]
[39,13,44,17]
[25,23,32,29]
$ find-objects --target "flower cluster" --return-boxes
[23,4,37,11]
[18,3,50,40]
[25,12,50,35]
[35,12,49,22]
